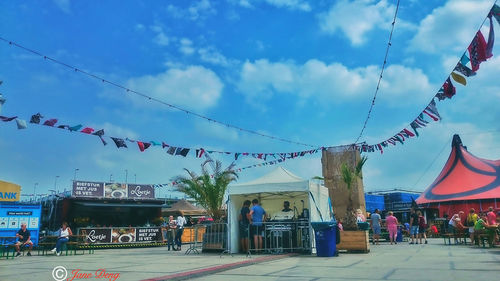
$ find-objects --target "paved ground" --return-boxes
[1,238,499,281]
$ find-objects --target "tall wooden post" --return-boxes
[321,148,366,221]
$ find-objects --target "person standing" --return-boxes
[175,212,187,251]
[417,211,428,244]
[370,209,381,245]
[51,222,72,256]
[15,223,33,257]
[239,200,251,253]
[166,215,177,251]
[386,211,398,245]
[409,209,420,244]
[249,199,266,252]
[466,208,478,244]
[486,207,498,242]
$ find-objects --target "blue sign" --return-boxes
[0,203,41,246]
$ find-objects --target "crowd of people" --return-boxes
[446,207,499,246]
[359,206,499,247]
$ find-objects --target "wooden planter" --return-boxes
[336,230,370,253]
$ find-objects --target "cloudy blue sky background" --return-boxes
[0,0,499,199]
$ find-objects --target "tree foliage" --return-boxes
[174,160,238,221]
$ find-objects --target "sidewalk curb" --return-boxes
[141,253,296,281]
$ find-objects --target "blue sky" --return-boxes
[0,0,499,199]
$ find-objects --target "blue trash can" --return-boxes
[311,222,337,257]
[396,226,403,242]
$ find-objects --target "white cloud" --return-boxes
[150,25,170,46]
[126,65,224,111]
[409,0,493,54]
[318,0,403,46]
[53,0,71,13]
[179,38,195,55]
[237,59,434,106]
[264,0,311,11]
[230,0,311,11]
[135,24,145,31]
[198,46,238,67]
[167,0,217,21]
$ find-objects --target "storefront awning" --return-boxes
[74,202,168,208]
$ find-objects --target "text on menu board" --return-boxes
[136,228,162,242]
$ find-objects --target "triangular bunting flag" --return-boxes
[486,14,495,59]
[0,116,17,122]
[453,62,476,77]
[468,30,488,71]
[492,4,500,25]
[69,124,83,132]
[450,72,466,86]
[137,141,151,152]
[81,127,95,134]
[92,129,107,146]
[30,113,43,124]
[111,137,127,148]
[43,119,58,126]
[15,119,27,129]
[435,77,456,101]
[167,147,176,155]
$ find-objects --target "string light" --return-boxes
[0,37,317,148]
[354,0,400,144]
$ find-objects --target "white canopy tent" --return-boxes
[227,167,331,253]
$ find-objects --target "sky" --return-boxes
[0,0,499,200]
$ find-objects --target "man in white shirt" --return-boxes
[175,212,187,251]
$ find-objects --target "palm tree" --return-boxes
[174,160,238,221]
[341,155,368,230]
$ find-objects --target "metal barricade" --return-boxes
[245,221,312,255]
[185,224,204,255]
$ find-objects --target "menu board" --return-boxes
[0,204,42,245]
[127,184,154,199]
[136,228,162,242]
[79,227,163,244]
[80,228,112,244]
[73,181,155,200]
[72,181,104,198]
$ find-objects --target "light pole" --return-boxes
[74,168,79,181]
[134,174,137,183]
[34,183,38,198]
[54,176,59,193]
[125,169,128,184]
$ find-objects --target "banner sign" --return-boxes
[7,211,32,216]
[79,227,163,244]
[136,227,162,242]
[0,180,21,202]
[392,202,412,210]
[127,184,154,199]
[80,228,112,244]
[72,181,155,200]
[72,181,104,198]
[111,228,136,243]
[104,183,128,199]
[0,204,41,245]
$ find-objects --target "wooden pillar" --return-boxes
[321,148,366,220]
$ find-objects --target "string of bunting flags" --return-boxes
[0,110,323,164]
[356,3,500,154]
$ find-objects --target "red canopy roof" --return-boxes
[416,135,500,204]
